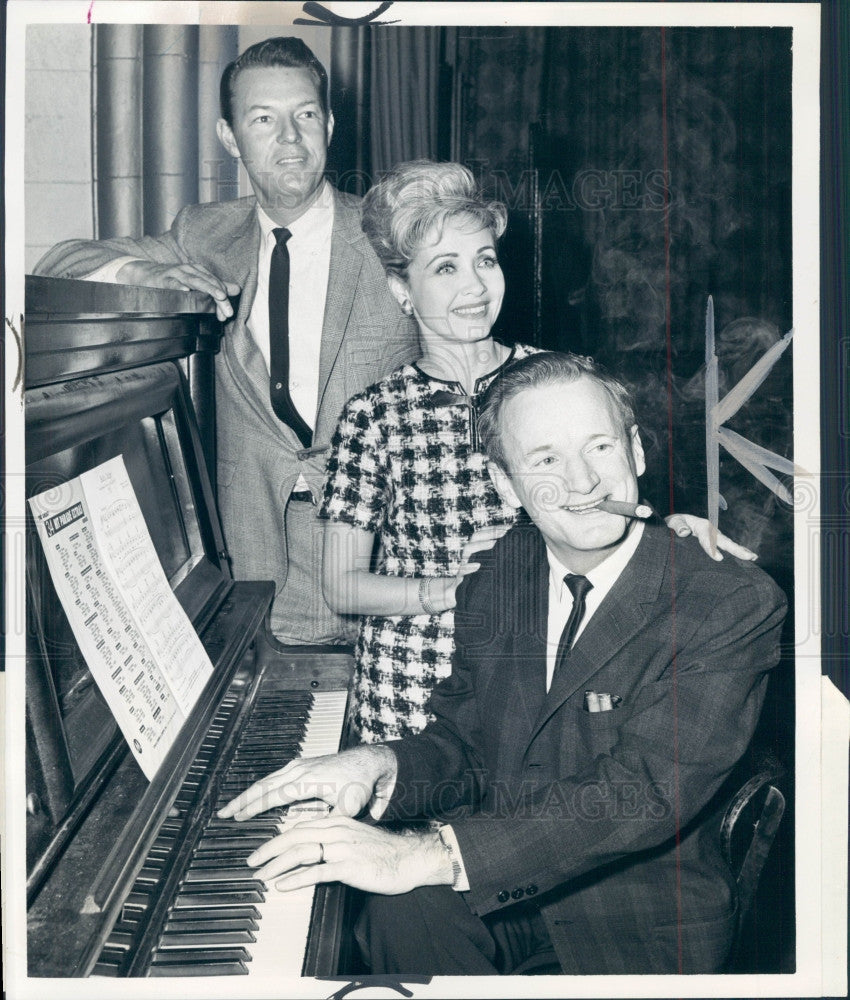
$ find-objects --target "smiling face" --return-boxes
[389,217,505,350]
[216,65,333,225]
[488,376,646,572]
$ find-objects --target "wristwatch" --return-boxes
[437,826,463,889]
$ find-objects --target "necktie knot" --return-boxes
[564,573,592,604]
[273,227,292,249]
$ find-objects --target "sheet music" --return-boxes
[28,456,214,779]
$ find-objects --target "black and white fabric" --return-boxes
[320,343,539,742]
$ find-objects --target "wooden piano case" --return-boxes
[23,276,354,978]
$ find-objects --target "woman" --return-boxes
[319,160,752,743]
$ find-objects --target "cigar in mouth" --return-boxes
[596,499,654,519]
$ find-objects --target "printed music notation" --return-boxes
[28,456,214,780]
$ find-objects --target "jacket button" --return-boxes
[526,884,538,896]
[497,890,510,903]
[511,888,525,899]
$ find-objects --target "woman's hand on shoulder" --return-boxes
[438,524,513,610]
[665,513,758,562]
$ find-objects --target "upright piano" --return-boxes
[23,275,355,978]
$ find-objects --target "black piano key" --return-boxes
[188,856,258,870]
[134,867,165,886]
[173,888,265,907]
[101,929,135,951]
[194,839,267,853]
[92,958,122,976]
[178,878,266,893]
[183,866,258,883]
[163,916,259,934]
[202,820,281,834]
[164,905,260,923]
[191,851,264,865]
[194,840,269,855]
[158,928,257,947]
[97,946,128,968]
[148,960,248,976]
[150,947,252,965]
[109,919,143,945]
[139,854,166,868]
[124,890,153,910]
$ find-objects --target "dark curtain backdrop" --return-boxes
[451,26,793,563]
[329,26,445,188]
[370,27,441,175]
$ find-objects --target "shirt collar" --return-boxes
[546,521,645,597]
[256,179,334,246]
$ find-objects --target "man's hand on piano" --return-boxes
[246,814,453,896]
[216,745,399,822]
[116,260,241,321]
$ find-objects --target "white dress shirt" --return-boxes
[545,522,645,691]
[251,183,334,430]
[87,184,336,495]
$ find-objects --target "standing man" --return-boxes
[34,37,418,644]
[218,352,787,975]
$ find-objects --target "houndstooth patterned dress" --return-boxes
[320,343,539,742]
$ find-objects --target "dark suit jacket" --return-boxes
[34,190,419,639]
[388,521,787,973]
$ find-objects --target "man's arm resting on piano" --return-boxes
[33,205,241,322]
[85,257,239,322]
[216,744,463,895]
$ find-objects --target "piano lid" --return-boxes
[24,274,221,389]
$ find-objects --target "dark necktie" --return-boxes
[555,574,593,673]
[269,227,313,448]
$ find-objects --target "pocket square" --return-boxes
[584,691,622,713]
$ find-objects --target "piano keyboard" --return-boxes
[94,687,348,978]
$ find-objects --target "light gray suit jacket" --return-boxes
[35,190,419,641]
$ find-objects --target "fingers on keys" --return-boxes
[217,767,298,819]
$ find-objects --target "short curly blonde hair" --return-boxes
[361,160,508,279]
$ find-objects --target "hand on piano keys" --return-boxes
[216,745,455,897]
[217,743,398,822]
[244,812,453,896]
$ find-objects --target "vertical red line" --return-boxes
[659,24,683,976]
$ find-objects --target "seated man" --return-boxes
[218,352,788,976]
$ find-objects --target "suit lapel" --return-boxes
[316,193,364,422]
[507,526,550,731]
[221,207,265,387]
[528,525,671,741]
[482,524,549,737]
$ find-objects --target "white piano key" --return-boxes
[244,688,348,977]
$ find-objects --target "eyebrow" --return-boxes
[525,443,556,458]
[245,99,321,113]
[524,433,616,457]
[424,246,495,269]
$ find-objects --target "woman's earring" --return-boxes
[401,300,414,317]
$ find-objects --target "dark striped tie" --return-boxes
[555,574,593,673]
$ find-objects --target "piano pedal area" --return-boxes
[93,685,348,978]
